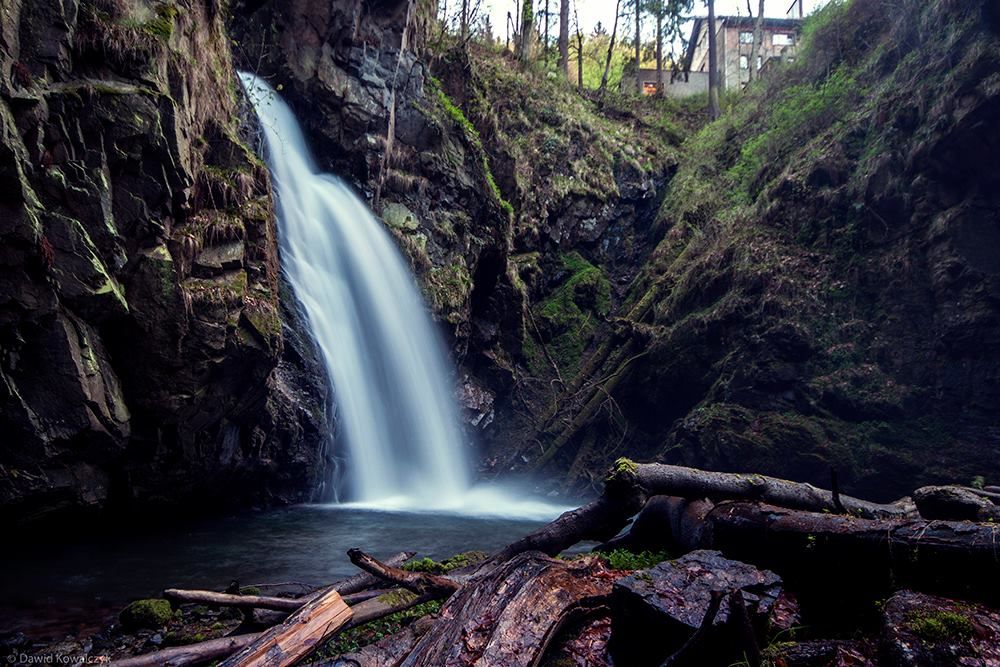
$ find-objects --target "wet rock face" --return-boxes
[229,0,521,435]
[0,0,330,522]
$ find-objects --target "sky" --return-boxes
[479,0,831,41]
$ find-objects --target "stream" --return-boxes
[0,504,563,639]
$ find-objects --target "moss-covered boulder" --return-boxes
[119,598,173,631]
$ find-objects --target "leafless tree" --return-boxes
[598,0,623,95]
[558,0,570,77]
[707,0,720,119]
[748,0,765,83]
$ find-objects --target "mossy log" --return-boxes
[495,461,912,562]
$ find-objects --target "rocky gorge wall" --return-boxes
[0,0,331,524]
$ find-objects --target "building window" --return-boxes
[739,31,754,44]
[739,55,749,70]
[757,55,763,70]
[772,33,795,46]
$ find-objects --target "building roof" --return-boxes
[684,15,804,71]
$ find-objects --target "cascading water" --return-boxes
[241,73,566,519]
[240,72,470,509]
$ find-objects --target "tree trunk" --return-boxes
[707,0,720,119]
[748,0,764,83]
[655,8,663,96]
[219,588,352,667]
[558,0,569,77]
[574,2,583,89]
[163,589,306,613]
[634,0,642,95]
[598,0,623,94]
[400,552,616,666]
[519,0,535,63]
[460,0,469,40]
[544,0,550,64]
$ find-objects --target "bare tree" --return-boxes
[707,0,720,119]
[461,0,469,39]
[558,0,570,77]
[574,0,584,89]
[748,0,765,84]
[598,0,623,95]
[544,0,550,64]
[634,0,642,95]
[655,1,664,95]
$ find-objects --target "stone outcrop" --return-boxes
[0,0,330,523]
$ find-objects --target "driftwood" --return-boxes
[218,587,352,667]
[326,551,415,596]
[399,552,615,666]
[110,634,259,667]
[164,589,304,612]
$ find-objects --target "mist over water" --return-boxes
[240,73,567,519]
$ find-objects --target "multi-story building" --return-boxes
[687,15,803,90]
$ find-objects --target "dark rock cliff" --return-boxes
[499,0,1000,500]
[0,0,331,523]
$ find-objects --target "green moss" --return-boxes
[425,263,472,319]
[239,586,261,596]
[532,252,611,376]
[402,551,487,574]
[120,598,173,631]
[907,610,974,643]
[428,76,514,215]
[601,549,669,571]
[314,600,442,657]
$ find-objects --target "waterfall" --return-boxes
[240,73,568,519]
[239,72,469,508]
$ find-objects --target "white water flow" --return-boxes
[240,73,565,519]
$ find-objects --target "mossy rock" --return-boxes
[120,598,173,631]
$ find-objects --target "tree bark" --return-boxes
[219,587,352,667]
[558,0,569,77]
[598,0,623,95]
[519,0,534,63]
[400,552,616,666]
[748,0,764,83]
[706,0,720,119]
[460,0,469,40]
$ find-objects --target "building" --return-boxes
[621,15,803,98]
[686,15,803,91]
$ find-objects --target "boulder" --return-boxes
[609,549,797,666]
[880,590,1000,666]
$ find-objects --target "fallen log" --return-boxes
[110,634,258,667]
[914,485,1000,521]
[707,502,1000,610]
[164,589,303,613]
[399,552,616,666]
[495,461,911,562]
[327,551,415,597]
[218,587,352,667]
[347,549,461,597]
[163,588,382,613]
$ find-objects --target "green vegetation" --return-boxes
[907,609,974,643]
[119,598,173,631]
[428,76,514,215]
[402,551,487,574]
[531,252,611,377]
[312,600,442,658]
[600,548,669,571]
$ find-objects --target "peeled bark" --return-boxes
[219,587,352,667]
[400,552,616,666]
